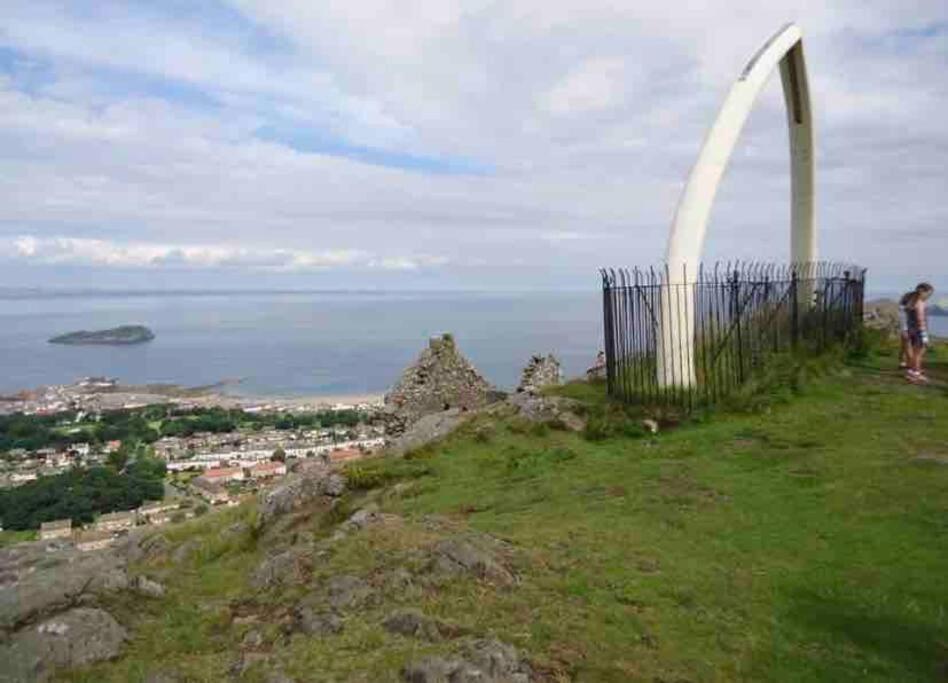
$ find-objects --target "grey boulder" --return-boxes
[259,468,346,526]
[0,541,128,633]
[402,638,531,683]
[432,538,515,587]
[0,608,127,682]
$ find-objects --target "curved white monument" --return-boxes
[658,23,816,387]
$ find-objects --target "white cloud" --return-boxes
[542,58,628,115]
[0,1,946,290]
[2,235,445,273]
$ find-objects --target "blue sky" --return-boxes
[0,0,946,291]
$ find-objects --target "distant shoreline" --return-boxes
[0,377,384,411]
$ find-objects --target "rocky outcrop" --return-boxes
[383,609,463,641]
[508,393,585,432]
[258,466,346,526]
[385,409,467,457]
[249,547,313,591]
[0,608,127,682]
[516,354,562,394]
[290,607,343,637]
[401,638,532,683]
[132,575,166,599]
[0,540,128,634]
[0,531,189,680]
[385,334,499,425]
[863,298,899,335]
[431,537,516,587]
[326,574,373,610]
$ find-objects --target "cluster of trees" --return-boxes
[0,412,84,453]
[0,457,166,530]
[1,405,374,456]
[157,406,367,437]
[0,409,160,454]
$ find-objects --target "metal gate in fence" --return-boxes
[600,262,866,409]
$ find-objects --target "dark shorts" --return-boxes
[908,329,925,348]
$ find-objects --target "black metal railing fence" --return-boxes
[600,262,866,409]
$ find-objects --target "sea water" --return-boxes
[0,290,603,396]
[1,289,944,397]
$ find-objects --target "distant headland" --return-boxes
[48,325,155,346]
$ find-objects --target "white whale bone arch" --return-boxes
[657,23,816,387]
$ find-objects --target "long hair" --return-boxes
[904,282,934,308]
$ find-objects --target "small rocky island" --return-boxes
[48,325,155,346]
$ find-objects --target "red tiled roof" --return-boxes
[329,448,363,464]
[204,467,242,479]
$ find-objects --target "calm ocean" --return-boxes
[0,290,604,396]
[2,290,944,397]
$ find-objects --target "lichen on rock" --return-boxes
[1,607,127,682]
[401,638,532,683]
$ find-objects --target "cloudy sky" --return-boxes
[1,1,945,291]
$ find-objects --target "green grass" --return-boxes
[61,340,948,682]
[0,528,37,547]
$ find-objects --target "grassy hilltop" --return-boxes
[62,340,948,682]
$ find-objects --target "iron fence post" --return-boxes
[790,269,800,349]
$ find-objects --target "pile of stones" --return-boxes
[516,353,562,394]
[384,334,498,425]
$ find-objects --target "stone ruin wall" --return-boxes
[384,334,497,425]
[516,354,562,394]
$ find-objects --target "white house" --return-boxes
[75,529,114,552]
[95,510,136,532]
[39,519,72,540]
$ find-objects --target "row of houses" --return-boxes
[38,499,187,550]
[188,460,288,506]
[0,441,122,489]
[184,443,378,507]
[164,437,385,472]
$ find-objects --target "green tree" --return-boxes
[107,449,129,471]
[0,463,165,530]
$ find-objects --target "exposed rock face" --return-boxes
[118,531,170,564]
[431,537,516,586]
[250,547,313,591]
[863,298,899,335]
[386,409,467,457]
[291,608,343,637]
[132,575,166,599]
[0,540,128,634]
[0,531,196,680]
[401,638,531,683]
[258,466,346,526]
[326,574,373,610]
[385,335,498,425]
[509,393,586,432]
[1,608,127,682]
[516,353,562,394]
[382,609,462,641]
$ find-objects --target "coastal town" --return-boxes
[0,376,389,548]
[0,375,382,417]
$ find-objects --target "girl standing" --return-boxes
[905,282,935,382]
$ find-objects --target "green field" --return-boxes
[62,340,948,682]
